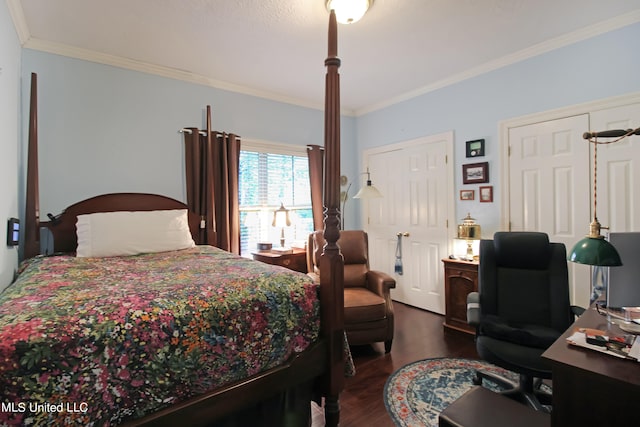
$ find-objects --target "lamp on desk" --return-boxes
[272,202,292,248]
[567,127,640,267]
[566,127,640,310]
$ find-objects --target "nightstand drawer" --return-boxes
[442,258,479,335]
[252,248,308,273]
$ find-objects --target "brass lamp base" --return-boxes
[588,218,605,239]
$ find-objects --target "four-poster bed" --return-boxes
[5,11,345,427]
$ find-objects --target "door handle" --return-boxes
[397,232,410,237]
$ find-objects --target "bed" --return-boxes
[3,11,346,427]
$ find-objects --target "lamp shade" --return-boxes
[568,236,623,267]
[272,203,291,228]
[353,181,382,199]
[353,167,382,199]
[457,213,481,240]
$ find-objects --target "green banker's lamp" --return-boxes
[568,127,640,266]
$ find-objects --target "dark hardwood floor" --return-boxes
[321,302,480,426]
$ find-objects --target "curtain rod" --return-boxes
[179,128,207,135]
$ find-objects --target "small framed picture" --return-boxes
[460,190,475,201]
[479,186,493,203]
[462,162,489,184]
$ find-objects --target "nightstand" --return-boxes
[442,258,479,335]
[252,248,308,273]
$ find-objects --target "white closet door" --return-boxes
[589,103,640,234]
[508,114,591,307]
[363,132,454,314]
[507,102,640,307]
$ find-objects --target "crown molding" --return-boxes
[356,10,640,116]
[7,0,30,43]
[24,37,342,114]
[10,0,638,118]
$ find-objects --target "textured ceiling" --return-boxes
[10,0,640,114]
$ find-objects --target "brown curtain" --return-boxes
[183,107,241,254]
[307,144,325,231]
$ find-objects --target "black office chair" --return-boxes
[467,231,582,412]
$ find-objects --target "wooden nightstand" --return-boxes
[442,258,479,335]
[252,248,308,273]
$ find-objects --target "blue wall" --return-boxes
[0,1,22,290]
[14,19,640,271]
[356,22,640,234]
[21,51,358,227]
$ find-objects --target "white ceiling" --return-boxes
[9,0,640,115]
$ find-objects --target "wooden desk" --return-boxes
[542,306,640,427]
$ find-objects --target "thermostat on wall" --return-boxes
[7,218,20,246]
[466,139,485,158]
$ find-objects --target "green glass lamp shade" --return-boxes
[568,236,622,266]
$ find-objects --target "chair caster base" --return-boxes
[472,372,482,385]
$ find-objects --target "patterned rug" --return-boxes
[383,358,530,427]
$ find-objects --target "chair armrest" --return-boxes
[467,292,480,327]
[365,270,396,296]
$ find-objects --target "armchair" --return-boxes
[307,230,395,353]
[467,231,579,411]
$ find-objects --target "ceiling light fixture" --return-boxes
[326,0,372,24]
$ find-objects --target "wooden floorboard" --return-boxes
[314,302,480,427]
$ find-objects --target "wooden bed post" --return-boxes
[320,10,345,427]
[24,72,40,259]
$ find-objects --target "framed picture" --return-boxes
[462,162,489,184]
[479,186,493,203]
[460,190,475,201]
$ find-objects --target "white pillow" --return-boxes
[76,209,196,257]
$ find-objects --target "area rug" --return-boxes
[383,358,528,427]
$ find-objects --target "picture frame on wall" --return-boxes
[479,186,493,203]
[460,190,475,201]
[462,162,489,184]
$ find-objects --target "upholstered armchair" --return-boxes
[307,230,396,353]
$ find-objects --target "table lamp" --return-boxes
[272,202,291,249]
[457,213,481,261]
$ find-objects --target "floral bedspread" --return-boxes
[0,246,320,426]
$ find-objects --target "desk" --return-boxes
[542,306,640,427]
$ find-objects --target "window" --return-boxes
[239,141,313,256]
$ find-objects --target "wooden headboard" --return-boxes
[40,193,202,254]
